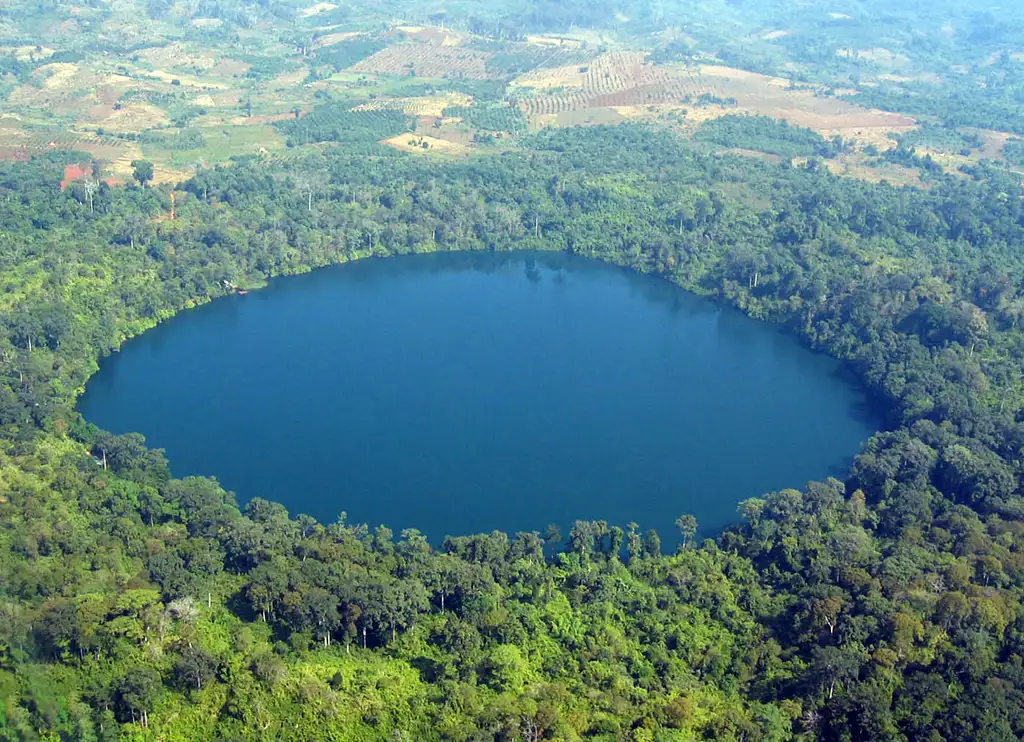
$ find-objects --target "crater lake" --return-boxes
[78,251,878,543]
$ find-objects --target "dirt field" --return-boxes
[60,164,89,190]
[229,112,300,125]
[424,127,477,146]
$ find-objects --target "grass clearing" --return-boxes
[316,32,366,48]
[835,47,909,68]
[822,152,923,187]
[0,45,55,60]
[141,69,230,89]
[188,124,288,162]
[89,103,170,133]
[299,3,337,18]
[526,35,584,48]
[384,134,471,155]
[817,125,913,150]
[967,128,1014,160]
[36,62,81,89]
[136,43,218,72]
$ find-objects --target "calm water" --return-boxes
[79,251,877,542]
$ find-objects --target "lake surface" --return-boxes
[79,251,877,543]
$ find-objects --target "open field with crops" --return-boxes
[350,43,494,79]
[513,54,916,148]
[0,13,1017,184]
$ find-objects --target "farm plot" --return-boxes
[693,66,916,138]
[353,93,473,118]
[514,56,917,149]
[275,101,411,146]
[0,126,131,165]
[513,51,665,90]
[425,127,477,146]
[349,43,495,80]
[535,108,626,129]
[443,103,528,133]
[515,53,697,116]
[482,43,596,76]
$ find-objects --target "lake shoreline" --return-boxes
[79,249,880,543]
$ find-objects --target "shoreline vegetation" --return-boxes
[3,113,1024,741]
[79,247,875,542]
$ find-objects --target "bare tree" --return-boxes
[295,167,328,213]
[494,203,522,236]
[83,178,98,214]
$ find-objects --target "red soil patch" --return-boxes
[60,163,88,190]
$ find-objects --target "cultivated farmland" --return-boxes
[513,54,916,149]
[350,42,495,80]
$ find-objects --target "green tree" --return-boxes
[131,160,154,187]
[172,646,217,691]
[676,514,698,550]
[115,666,161,727]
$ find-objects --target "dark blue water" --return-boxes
[79,251,877,542]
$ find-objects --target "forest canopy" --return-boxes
[1,0,1024,740]
[1,122,1023,740]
